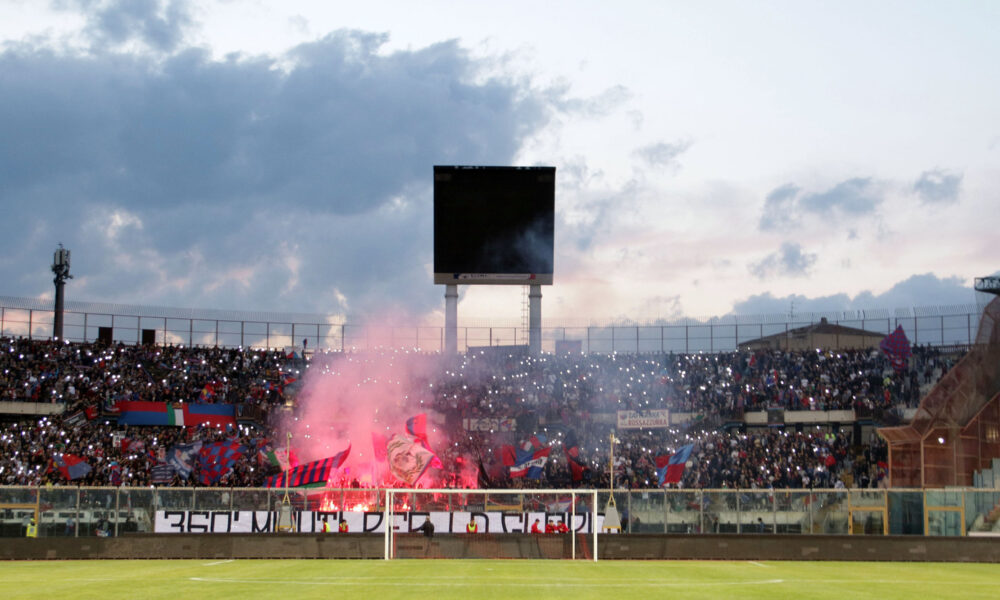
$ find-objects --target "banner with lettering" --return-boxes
[616,409,670,429]
[154,510,607,534]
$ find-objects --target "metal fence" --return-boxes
[0,295,983,353]
[3,486,997,538]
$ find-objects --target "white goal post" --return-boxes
[381,488,599,561]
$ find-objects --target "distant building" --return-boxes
[739,317,885,351]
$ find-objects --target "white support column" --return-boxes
[592,489,598,561]
[384,489,392,560]
[445,285,458,355]
[571,491,576,560]
[528,285,542,356]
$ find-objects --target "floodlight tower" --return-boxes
[975,276,1000,297]
[51,244,72,341]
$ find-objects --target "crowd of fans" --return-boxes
[0,335,957,491]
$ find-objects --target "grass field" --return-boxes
[1,559,998,600]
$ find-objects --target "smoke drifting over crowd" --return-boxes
[276,350,458,488]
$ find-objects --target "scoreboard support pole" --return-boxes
[445,284,458,354]
[529,285,542,356]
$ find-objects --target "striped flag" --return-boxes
[266,444,350,488]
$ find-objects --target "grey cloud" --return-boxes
[758,178,882,232]
[633,139,691,169]
[57,0,194,52]
[799,177,880,215]
[732,272,974,315]
[913,169,962,204]
[748,242,817,280]
[0,29,561,317]
[758,183,800,231]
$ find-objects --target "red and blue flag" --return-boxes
[53,453,92,481]
[198,441,245,485]
[656,444,694,486]
[510,447,551,479]
[880,326,912,372]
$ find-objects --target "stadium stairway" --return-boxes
[971,458,1000,532]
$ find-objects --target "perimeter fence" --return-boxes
[0,296,982,353]
[3,485,998,541]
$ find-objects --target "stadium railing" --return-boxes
[5,485,1000,545]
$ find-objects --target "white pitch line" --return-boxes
[202,559,234,566]
[189,577,786,587]
[748,561,770,567]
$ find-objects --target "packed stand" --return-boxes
[0,336,954,490]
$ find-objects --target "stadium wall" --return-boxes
[4,533,1000,562]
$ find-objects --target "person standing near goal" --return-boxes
[418,516,434,538]
[466,520,478,533]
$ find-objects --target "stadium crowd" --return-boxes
[0,335,954,490]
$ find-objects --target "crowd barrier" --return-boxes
[4,533,1000,562]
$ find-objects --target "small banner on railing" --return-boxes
[463,417,516,432]
[616,409,670,429]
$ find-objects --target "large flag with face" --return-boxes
[656,444,694,486]
[879,325,912,372]
[266,444,351,488]
[53,453,92,480]
[386,434,435,486]
[166,441,203,479]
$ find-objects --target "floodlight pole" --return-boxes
[609,432,616,491]
[51,244,72,341]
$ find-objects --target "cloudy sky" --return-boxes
[1,0,996,326]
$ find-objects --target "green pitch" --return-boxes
[1,559,998,600]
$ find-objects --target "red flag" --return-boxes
[406,413,442,468]
[372,432,388,462]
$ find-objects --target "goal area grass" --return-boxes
[1,559,998,600]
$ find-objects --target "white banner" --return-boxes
[616,409,670,429]
[154,510,607,534]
